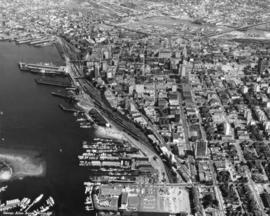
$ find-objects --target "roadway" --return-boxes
[129,100,168,148]
[246,169,267,216]
[190,65,226,215]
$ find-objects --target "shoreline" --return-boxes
[0,36,171,183]
[72,74,169,182]
[94,126,169,182]
[56,37,170,182]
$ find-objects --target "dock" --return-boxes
[51,91,77,101]
[16,38,34,44]
[18,62,67,76]
[58,104,80,113]
[35,78,72,88]
[31,39,55,46]
[16,36,55,46]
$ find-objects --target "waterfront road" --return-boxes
[57,37,170,183]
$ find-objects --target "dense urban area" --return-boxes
[0,0,270,215]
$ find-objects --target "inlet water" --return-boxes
[0,41,93,216]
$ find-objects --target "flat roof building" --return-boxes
[93,184,191,214]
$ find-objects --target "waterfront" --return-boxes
[0,41,92,216]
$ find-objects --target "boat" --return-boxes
[80,122,91,126]
[46,197,55,206]
[0,185,7,192]
[34,194,44,203]
[25,194,44,212]
[85,205,94,211]
[85,196,93,205]
[40,205,50,213]
[84,182,94,211]
[76,118,86,122]
[66,87,77,91]
[82,144,92,149]
[0,199,21,211]
[31,210,40,216]
[20,197,31,210]
[78,155,84,160]
[6,199,20,206]
[80,125,91,129]
[73,112,79,117]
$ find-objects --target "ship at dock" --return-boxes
[0,194,55,215]
[15,35,56,47]
[84,182,94,212]
[78,138,158,183]
[18,62,67,76]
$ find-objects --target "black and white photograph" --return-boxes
[0,0,270,216]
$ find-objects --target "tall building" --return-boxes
[258,57,269,75]
[180,60,192,83]
[0,14,4,27]
[258,57,263,74]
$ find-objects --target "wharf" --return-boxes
[20,62,59,70]
[29,37,47,44]
[90,178,136,184]
[51,91,76,101]
[16,38,33,44]
[34,42,54,47]
[30,38,55,46]
[18,62,67,76]
[15,36,55,47]
[35,78,72,88]
[58,104,80,113]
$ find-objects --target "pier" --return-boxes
[58,104,80,113]
[15,37,55,46]
[35,78,72,88]
[51,91,77,101]
[16,38,33,44]
[18,62,67,76]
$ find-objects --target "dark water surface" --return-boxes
[0,42,93,216]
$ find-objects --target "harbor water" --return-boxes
[0,41,93,216]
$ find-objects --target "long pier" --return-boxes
[30,39,55,46]
[16,37,55,46]
[20,62,60,70]
[16,38,34,44]
[18,62,67,76]
[51,91,77,101]
[35,78,72,88]
[58,104,79,113]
